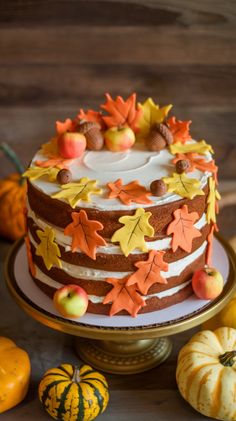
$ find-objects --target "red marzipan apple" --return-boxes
[53,284,88,318]
[104,126,135,152]
[192,267,224,300]
[58,132,86,158]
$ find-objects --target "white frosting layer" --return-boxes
[27,201,207,255]
[30,141,212,211]
[34,265,192,304]
[29,233,207,280]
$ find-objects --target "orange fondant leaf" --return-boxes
[126,250,168,295]
[206,223,218,266]
[172,153,218,175]
[103,277,146,317]
[56,118,77,135]
[101,93,142,132]
[167,116,192,144]
[35,156,75,170]
[25,235,36,277]
[78,109,105,129]
[107,178,152,205]
[64,210,106,260]
[167,205,202,252]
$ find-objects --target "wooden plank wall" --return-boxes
[0,0,235,179]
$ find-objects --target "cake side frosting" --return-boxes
[23,93,220,317]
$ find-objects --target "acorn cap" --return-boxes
[155,122,173,145]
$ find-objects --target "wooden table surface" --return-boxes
[0,1,236,420]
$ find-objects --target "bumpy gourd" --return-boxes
[38,363,109,421]
[176,327,236,420]
[0,337,31,413]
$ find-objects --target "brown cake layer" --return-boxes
[27,181,208,238]
[28,217,210,271]
[30,245,206,296]
[32,274,194,315]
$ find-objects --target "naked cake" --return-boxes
[23,93,220,317]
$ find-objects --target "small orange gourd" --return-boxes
[0,143,26,241]
[0,337,31,413]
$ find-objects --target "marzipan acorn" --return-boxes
[78,121,104,150]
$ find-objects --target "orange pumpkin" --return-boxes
[0,143,27,241]
[0,173,26,241]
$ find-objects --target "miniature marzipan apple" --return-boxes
[192,267,224,300]
[104,126,135,152]
[58,132,86,158]
[53,284,88,318]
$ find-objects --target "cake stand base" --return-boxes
[4,236,236,374]
[75,337,172,374]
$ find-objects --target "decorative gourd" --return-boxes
[38,363,109,421]
[0,143,26,241]
[0,337,31,413]
[202,294,236,331]
[176,327,236,420]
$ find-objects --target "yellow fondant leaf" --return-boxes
[36,226,61,270]
[111,208,154,257]
[137,98,172,138]
[52,177,102,208]
[169,140,214,156]
[23,166,59,181]
[163,172,205,200]
[206,177,221,224]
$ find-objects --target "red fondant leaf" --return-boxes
[206,223,218,266]
[56,118,77,135]
[167,116,192,144]
[103,277,146,317]
[107,178,152,205]
[126,250,168,295]
[167,205,202,252]
[64,210,106,260]
[101,93,142,132]
[35,156,75,170]
[78,109,105,129]
[172,153,218,175]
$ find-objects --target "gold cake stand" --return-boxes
[4,236,236,375]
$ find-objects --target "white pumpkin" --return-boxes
[176,327,236,420]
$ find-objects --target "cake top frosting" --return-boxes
[24,93,218,212]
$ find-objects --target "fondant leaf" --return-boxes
[206,177,221,224]
[78,109,105,129]
[56,118,77,135]
[163,172,205,200]
[64,210,106,260]
[169,140,214,156]
[172,153,218,175]
[126,250,168,295]
[52,177,102,208]
[166,205,202,252]
[40,138,58,158]
[107,178,152,205]
[103,277,146,317]
[167,116,192,144]
[101,93,142,132]
[35,156,75,170]
[111,208,154,257]
[23,166,59,181]
[36,226,62,270]
[206,223,219,266]
[137,98,172,138]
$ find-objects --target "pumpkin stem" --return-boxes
[0,142,25,176]
[72,367,81,383]
[219,350,236,367]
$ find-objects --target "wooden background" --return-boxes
[0,1,236,420]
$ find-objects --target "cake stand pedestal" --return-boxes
[4,236,236,374]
